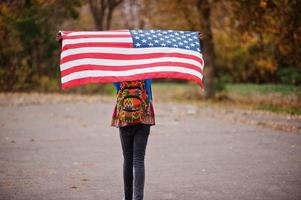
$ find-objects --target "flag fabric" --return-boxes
[59,29,204,90]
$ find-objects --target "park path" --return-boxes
[0,94,300,200]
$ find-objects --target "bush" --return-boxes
[277,67,301,85]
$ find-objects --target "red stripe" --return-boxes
[61,62,203,77]
[64,34,131,39]
[62,42,133,51]
[60,52,204,66]
[61,31,72,35]
[61,72,203,90]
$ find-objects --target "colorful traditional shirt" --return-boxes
[111,79,155,127]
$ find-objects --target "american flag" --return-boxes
[59,29,204,90]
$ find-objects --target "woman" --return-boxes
[112,79,155,200]
[56,32,155,200]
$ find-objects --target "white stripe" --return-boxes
[62,38,132,46]
[61,66,203,84]
[61,47,203,60]
[60,57,203,71]
[67,31,130,36]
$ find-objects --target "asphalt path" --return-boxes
[0,96,300,200]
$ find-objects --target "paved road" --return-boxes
[0,97,301,200]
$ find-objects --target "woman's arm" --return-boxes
[145,79,152,103]
[113,82,121,93]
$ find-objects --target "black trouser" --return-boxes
[119,124,151,200]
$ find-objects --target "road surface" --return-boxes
[0,93,300,200]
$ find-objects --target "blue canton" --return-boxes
[130,29,201,53]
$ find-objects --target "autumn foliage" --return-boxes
[0,0,300,92]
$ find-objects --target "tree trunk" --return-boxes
[197,0,216,98]
[88,0,123,30]
[105,8,113,30]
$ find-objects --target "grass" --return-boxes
[256,104,301,115]
[223,83,301,115]
[151,82,301,115]
[225,83,301,96]
[152,81,204,102]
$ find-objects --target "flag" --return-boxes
[59,29,204,90]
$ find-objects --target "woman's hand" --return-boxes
[56,32,62,43]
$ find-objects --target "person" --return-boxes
[56,32,155,200]
[112,79,155,200]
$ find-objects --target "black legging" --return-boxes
[119,124,151,200]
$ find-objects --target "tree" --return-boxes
[121,0,147,29]
[88,0,123,30]
[197,0,216,98]
[0,0,82,91]
[230,0,301,84]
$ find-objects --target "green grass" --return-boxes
[151,82,301,115]
[152,81,194,88]
[225,83,301,115]
[225,83,301,96]
[152,82,301,96]
[152,81,204,101]
[256,104,301,115]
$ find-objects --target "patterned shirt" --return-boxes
[111,79,155,127]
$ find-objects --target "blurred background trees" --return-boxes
[1,0,300,94]
[0,0,82,91]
